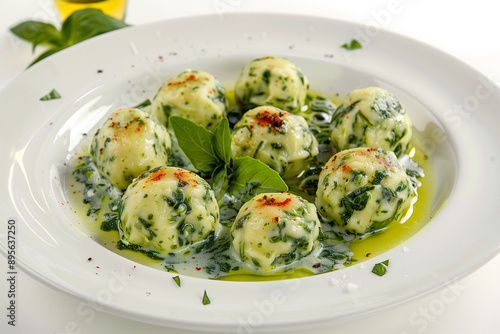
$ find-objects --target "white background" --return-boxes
[1,0,500,333]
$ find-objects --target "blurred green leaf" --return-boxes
[9,8,129,67]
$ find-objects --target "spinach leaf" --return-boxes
[10,8,129,67]
[319,248,348,262]
[342,186,374,212]
[116,240,163,260]
[100,212,119,231]
[372,170,389,185]
[170,116,220,173]
[340,186,374,225]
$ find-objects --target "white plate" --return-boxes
[1,13,500,332]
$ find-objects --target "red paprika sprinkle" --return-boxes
[256,195,292,207]
[147,170,166,182]
[341,165,353,172]
[253,110,288,133]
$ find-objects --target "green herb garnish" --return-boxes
[229,157,288,202]
[371,259,389,276]
[10,8,129,67]
[341,39,362,50]
[212,118,232,165]
[40,89,61,101]
[169,116,222,173]
[133,99,152,109]
[202,290,211,305]
[170,116,287,202]
[172,275,181,287]
[100,212,119,231]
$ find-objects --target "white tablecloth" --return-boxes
[1,1,499,333]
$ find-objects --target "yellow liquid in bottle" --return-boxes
[54,0,127,20]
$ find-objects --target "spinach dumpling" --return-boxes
[315,147,415,237]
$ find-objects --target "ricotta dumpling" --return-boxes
[118,167,219,254]
[90,108,171,190]
[230,192,321,271]
[234,56,309,113]
[315,147,415,237]
[150,69,228,130]
[231,106,319,177]
[330,87,412,157]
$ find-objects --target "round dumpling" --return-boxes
[234,56,309,113]
[150,69,228,130]
[231,106,318,177]
[315,147,415,237]
[90,108,171,190]
[230,192,320,271]
[330,87,412,157]
[118,166,220,254]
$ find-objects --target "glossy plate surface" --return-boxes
[1,13,499,332]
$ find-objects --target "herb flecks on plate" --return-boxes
[202,290,211,305]
[40,88,61,101]
[341,39,362,50]
[172,275,181,287]
[372,259,390,276]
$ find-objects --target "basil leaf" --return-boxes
[341,39,362,50]
[10,21,62,51]
[213,118,231,165]
[61,8,128,45]
[40,89,61,101]
[229,157,288,201]
[10,8,129,67]
[169,116,220,173]
[372,260,389,276]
